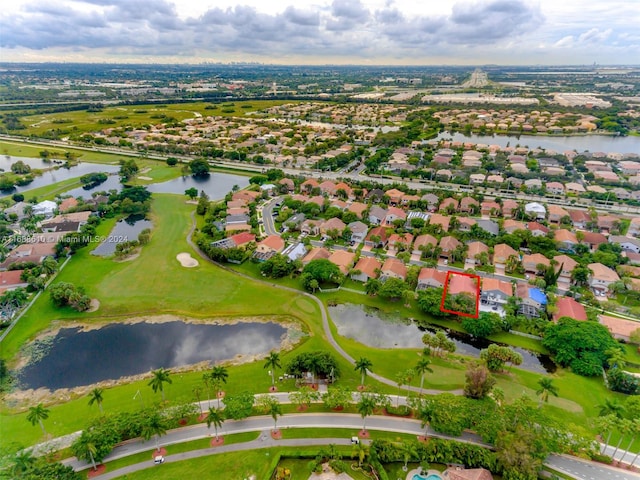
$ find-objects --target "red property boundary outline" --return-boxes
[440,271,481,319]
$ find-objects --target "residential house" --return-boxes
[365,188,385,202]
[283,242,308,262]
[33,200,57,217]
[384,188,405,205]
[548,205,569,224]
[476,219,499,236]
[302,247,331,265]
[458,217,477,232]
[546,182,565,195]
[278,178,294,192]
[384,206,407,226]
[421,193,439,211]
[568,210,590,230]
[580,231,607,251]
[364,226,388,248]
[368,206,387,226]
[0,270,29,293]
[320,217,346,237]
[459,197,479,214]
[444,467,493,480]
[503,219,526,233]
[554,229,579,253]
[527,222,549,237]
[416,268,447,290]
[328,250,356,275]
[470,173,486,184]
[525,202,546,220]
[318,180,337,196]
[516,283,547,318]
[439,236,461,261]
[628,217,640,237]
[348,221,368,244]
[58,197,78,212]
[300,219,322,236]
[439,198,459,213]
[448,274,478,296]
[493,243,519,269]
[211,232,256,250]
[588,262,620,296]
[553,297,587,322]
[333,182,353,199]
[387,233,413,254]
[300,178,319,193]
[347,202,368,219]
[412,234,438,256]
[611,187,631,200]
[379,257,407,282]
[502,200,519,218]
[481,278,513,307]
[254,235,285,261]
[466,241,489,265]
[553,254,578,284]
[428,214,451,232]
[351,256,381,283]
[565,182,586,195]
[406,211,429,229]
[481,201,500,217]
[522,253,550,275]
[609,235,640,254]
[597,215,619,234]
[599,315,640,342]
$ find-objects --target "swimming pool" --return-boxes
[412,474,442,480]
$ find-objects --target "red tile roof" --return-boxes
[554,297,587,321]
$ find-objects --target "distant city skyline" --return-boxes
[1,0,638,65]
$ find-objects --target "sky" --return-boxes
[1,0,639,65]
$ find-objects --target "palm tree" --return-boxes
[354,357,373,388]
[205,407,225,440]
[26,403,49,436]
[75,431,99,471]
[598,398,625,419]
[209,366,228,408]
[148,368,172,401]
[535,378,558,407]
[351,441,369,466]
[357,393,376,434]
[619,419,640,465]
[11,450,35,477]
[141,412,167,452]
[414,358,433,396]
[87,388,104,414]
[595,414,618,454]
[264,352,282,389]
[612,418,631,460]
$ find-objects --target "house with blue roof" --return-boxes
[516,283,548,318]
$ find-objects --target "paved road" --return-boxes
[260,196,281,236]
[65,413,640,480]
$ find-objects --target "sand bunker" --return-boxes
[177,252,199,267]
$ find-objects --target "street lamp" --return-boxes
[133,389,144,409]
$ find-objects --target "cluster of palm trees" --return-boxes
[354,353,433,397]
[596,398,640,466]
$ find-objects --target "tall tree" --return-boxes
[205,407,225,441]
[264,351,282,389]
[619,419,640,465]
[209,365,229,408]
[141,412,167,452]
[414,357,433,396]
[354,357,373,388]
[536,378,559,408]
[148,368,172,401]
[26,403,49,436]
[87,388,104,414]
[356,393,376,433]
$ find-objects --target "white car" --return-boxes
[153,456,165,465]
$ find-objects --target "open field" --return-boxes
[13,100,302,137]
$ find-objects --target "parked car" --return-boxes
[154,456,165,465]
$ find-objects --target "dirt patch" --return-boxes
[86,299,100,313]
[138,176,153,181]
[177,252,198,267]
[112,251,141,263]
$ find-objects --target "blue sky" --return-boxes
[1,0,638,64]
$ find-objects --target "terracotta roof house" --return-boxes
[330,199,348,210]
[254,235,285,261]
[546,182,565,195]
[444,467,493,480]
[553,254,578,281]
[580,231,607,251]
[502,200,519,218]
[0,270,28,293]
[494,243,519,266]
[439,236,462,260]
[522,253,550,274]
[351,256,381,283]
[629,217,640,237]
[421,193,439,211]
[599,314,640,342]
[448,274,478,295]
[568,210,591,229]
[597,215,620,233]
[300,178,319,193]
[364,226,389,248]
[458,217,477,232]
[588,262,620,296]
[466,241,489,264]
[554,297,587,322]
[232,190,261,203]
[307,195,325,207]
[413,234,438,256]
[58,197,78,212]
[384,188,405,205]
[516,283,547,318]
[384,206,407,226]
[368,206,387,226]
[333,182,353,199]
[439,197,459,213]
[278,178,294,192]
[401,194,420,205]
[301,219,322,236]
[503,219,526,233]
[379,257,407,281]
[428,214,450,232]
[554,229,579,253]
[320,217,346,236]
[481,201,500,217]
[387,233,414,253]
[347,201,368,219]
[548,205,570,224]
[481,278,513,306]
[302,247,331,265]
[416,267,448,290]
[318,180,337,195]
[527,222,549,237]
[328,250,356,275]
[460,197,479,213]
[565,182,586,194]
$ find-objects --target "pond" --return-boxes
[0,155,120,197]
[91,215,153,256]
[435,132,640,155]
[18,319,290,390]
[328,303,556,373]
[146,172,250,199]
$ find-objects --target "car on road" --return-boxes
[153,456,165,465]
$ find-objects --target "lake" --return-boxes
[18,320,290,390]
[436,132,640,155]
[328,303,555,373]
[146,173,250,199]
[91,215,153,256]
